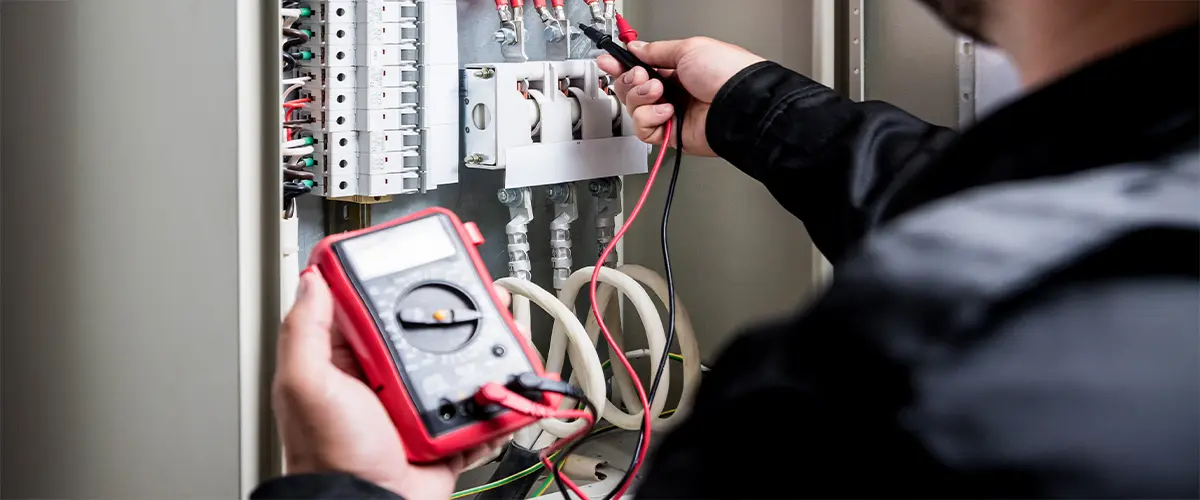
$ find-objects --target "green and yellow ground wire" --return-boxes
[450,354,687,499]
[529,409,678,498]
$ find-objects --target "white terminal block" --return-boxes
[462,60,648,189]
[307,0,459,198]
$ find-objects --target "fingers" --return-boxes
[632,103,675,144]
[595,54,623,79]
[626,39,690,68]
[278,267,335,378]
[612,66,650,105]
[450,436,511,474]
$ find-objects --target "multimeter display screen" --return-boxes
[341,217,457,281]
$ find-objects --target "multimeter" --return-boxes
[307,207,561,463]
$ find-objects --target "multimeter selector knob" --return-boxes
[396,283,480,354]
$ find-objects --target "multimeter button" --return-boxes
[464,222,485,246]
[398,308,482,326]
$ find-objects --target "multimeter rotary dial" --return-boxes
[394,283,480,354]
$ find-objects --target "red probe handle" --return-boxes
[616,13,638,43]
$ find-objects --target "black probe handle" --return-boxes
[579,24,683,106]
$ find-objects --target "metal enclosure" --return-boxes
[1,0,279,497]
[0,0,981,497]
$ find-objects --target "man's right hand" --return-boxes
[597,37,766,157]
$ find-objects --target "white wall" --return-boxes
[0,0,278,497]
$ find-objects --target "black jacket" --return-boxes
[254,23,1200,500]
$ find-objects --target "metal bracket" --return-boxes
[324,200,373,234]
[548,183,579,291]
[495,5,529,62]
[846,0,865,102]
[956,36,977,129]
[499,187,535,281]
[589,177,622,267]
[545,5,571,60]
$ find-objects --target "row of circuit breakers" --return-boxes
[297,0,649,199]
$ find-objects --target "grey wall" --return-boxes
[864,0,960,126]
[1,0,274,497]
[620,0,819,359]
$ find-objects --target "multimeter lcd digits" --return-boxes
[308,207,559,463]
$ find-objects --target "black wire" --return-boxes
[516,379,598,500]
[282,28,309,51]
[557,112,686,500]
[550,397,598,500]
[282,52,297,72]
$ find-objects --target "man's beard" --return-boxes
[914,0,991,43]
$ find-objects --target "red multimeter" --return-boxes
[307,207,561,463]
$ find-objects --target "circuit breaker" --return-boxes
[299,0,460,198]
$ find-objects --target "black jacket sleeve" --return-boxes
[251,473,404,500]
[706,62,957,261]
[635,277,1200,499]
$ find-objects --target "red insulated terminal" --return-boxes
[616,13,638,44]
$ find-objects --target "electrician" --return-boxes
[253,1,1199,498]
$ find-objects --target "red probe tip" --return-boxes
[616,13,638,44]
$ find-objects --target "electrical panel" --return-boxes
[296,0,460,198]
[290,0,647,199]
[462,60,647,189]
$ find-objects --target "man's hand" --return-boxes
[597,37,765,157]
[273,268,506,500]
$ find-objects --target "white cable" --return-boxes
[599,265,702,430]
[282,76,311,85]
[281,146,314,157]
[283,138,311,148]
[282,82,307,102]
[494,278,607,438]
[280,8,303,18]
[548,266,669,432]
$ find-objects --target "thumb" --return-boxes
[627,39,689,69]
[278,267,335,375]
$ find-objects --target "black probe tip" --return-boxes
[578,23,606,43]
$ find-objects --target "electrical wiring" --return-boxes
[536,265,667,437]
[283,137,314,148]
[282,81,309,103]
[280,2,315,214]
[529,409,680,498]
[493,278,609,423]
[479,380,599,500]
[281,27,309,51]
[574,264,701,430]
[282,146,315,156]
[283,98,311,108]
[551,118,675,500]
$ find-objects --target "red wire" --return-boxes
[477,384,596,499]
[284,108,296,141]
[283,98,310,142]
[572,119,675,499]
